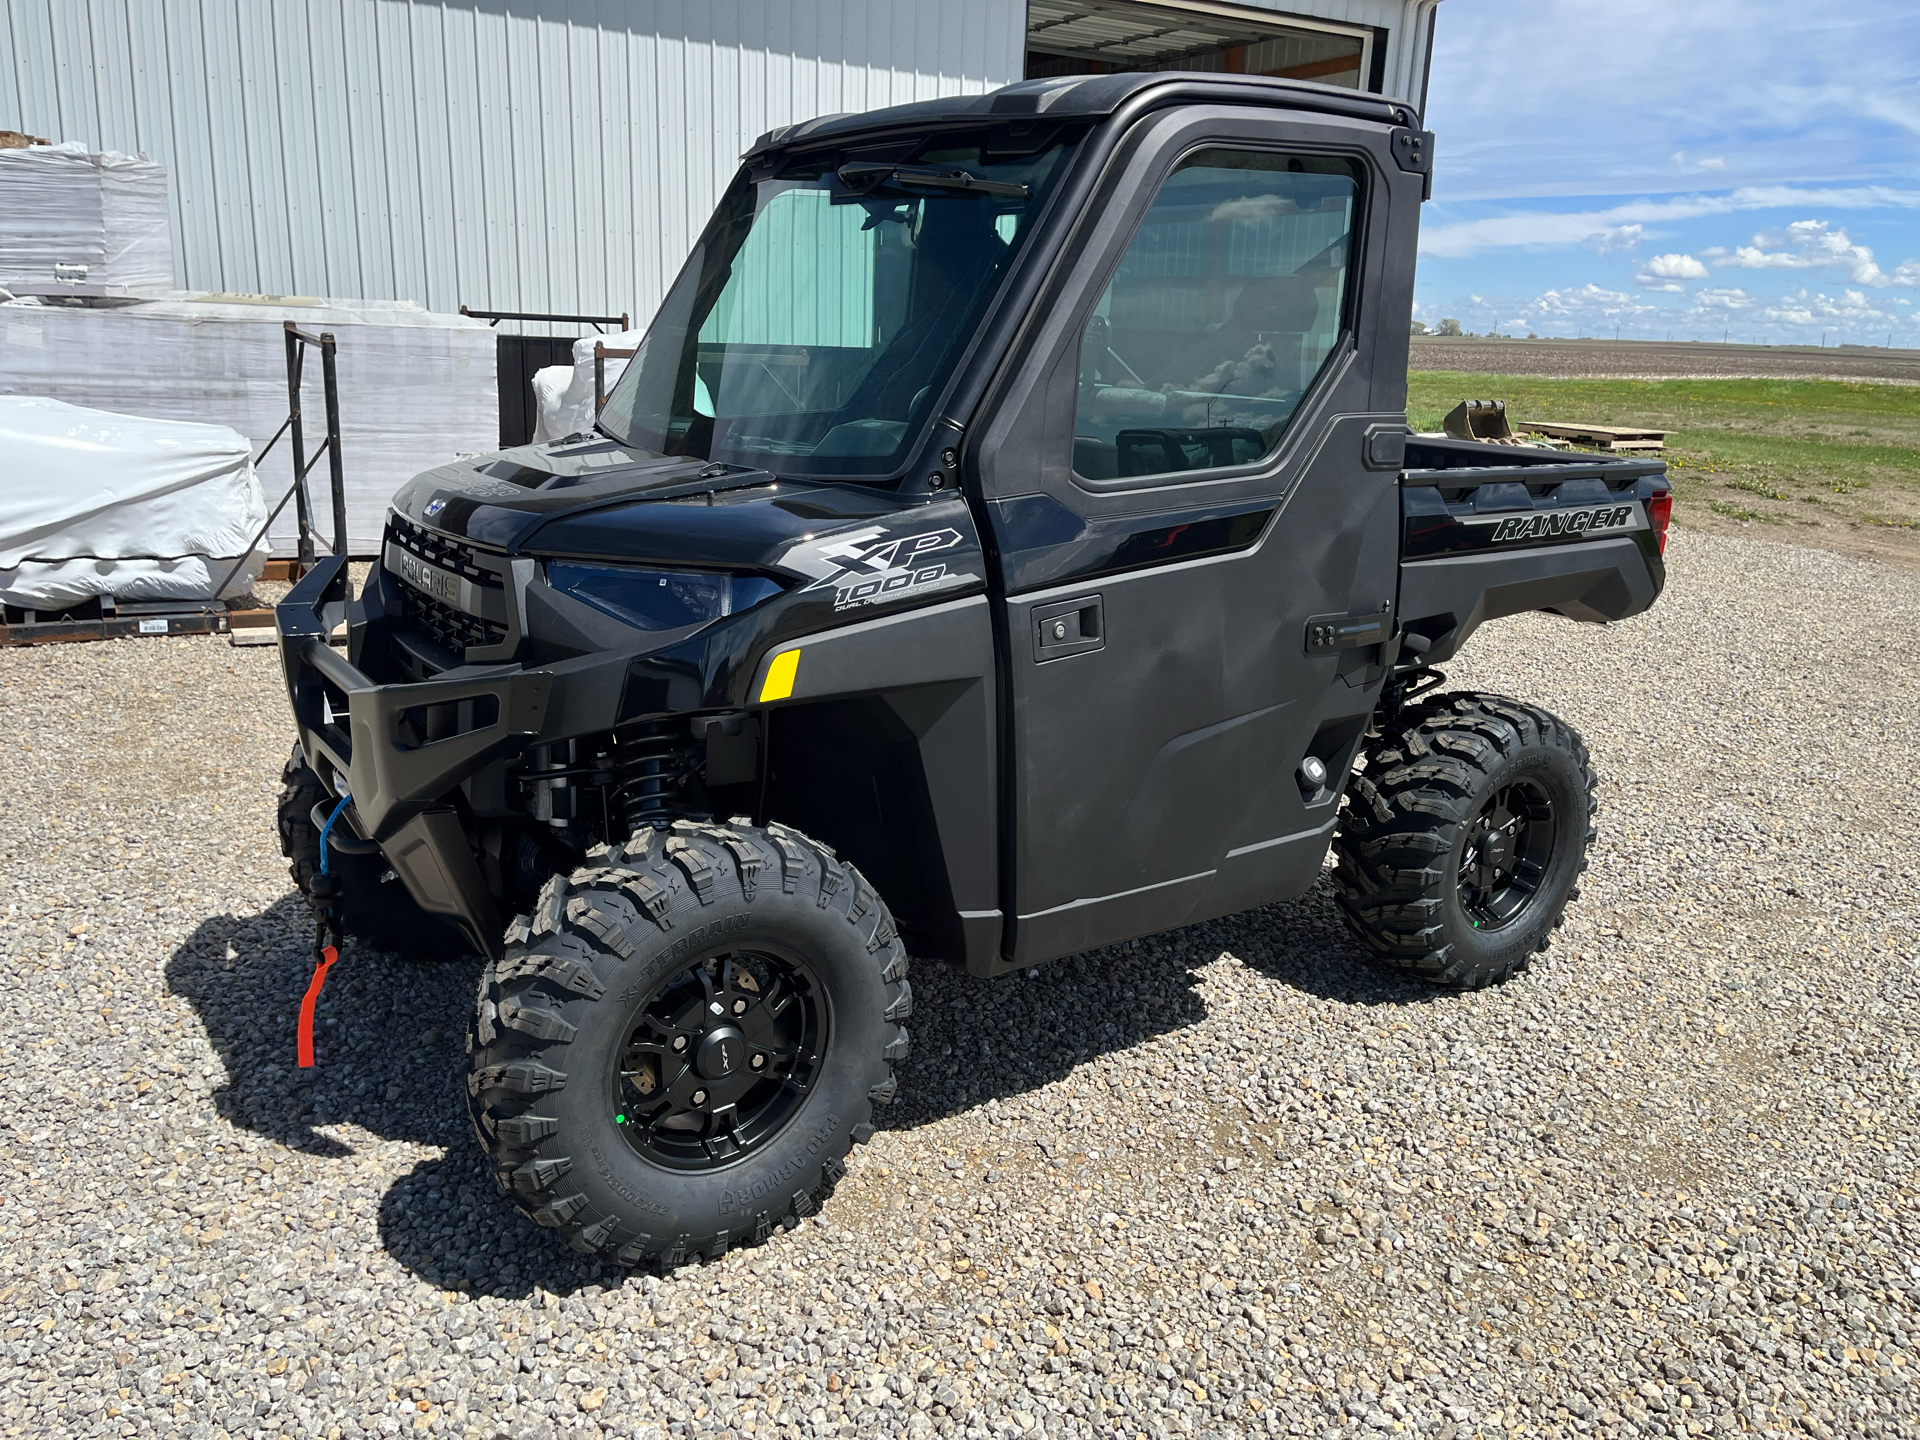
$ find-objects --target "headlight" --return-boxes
[546,561,784,632]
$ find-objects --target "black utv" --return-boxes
[276,71,1670,1268]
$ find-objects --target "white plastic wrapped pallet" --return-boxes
[0,293,496,554]
[530,327,646,444]
[0,143,173,289]
[0,396,267,609]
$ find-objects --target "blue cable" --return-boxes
[319,793,352,875]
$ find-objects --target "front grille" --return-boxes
[401,587,508,653]
[388,514,504,588]
[385,514,510,657]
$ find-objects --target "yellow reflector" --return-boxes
[759,648,800,703]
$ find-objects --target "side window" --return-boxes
[1073,150,1361,482]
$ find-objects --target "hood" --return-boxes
[391,436,782,552]
[389,439,984,592]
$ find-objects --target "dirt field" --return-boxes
[1411,336,1920,385]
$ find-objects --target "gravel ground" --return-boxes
[1410,337,1920,385]
[1,524,1918,1440]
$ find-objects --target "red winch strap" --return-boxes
[296,945,340,1068]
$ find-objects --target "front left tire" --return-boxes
[467,818,910,1268]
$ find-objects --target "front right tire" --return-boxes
[467,818,910,1268]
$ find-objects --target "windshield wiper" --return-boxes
[837,162,1029,201]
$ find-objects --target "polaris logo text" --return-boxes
[1473,504,1641,544]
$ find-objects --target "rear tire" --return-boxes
[467,819,910,1269]
[1331,693,1596,989]
[277,745,468,959]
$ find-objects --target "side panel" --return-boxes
[749,597,999,969]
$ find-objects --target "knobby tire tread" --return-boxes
[1332,693,1597,989]
[467,819,910,1269]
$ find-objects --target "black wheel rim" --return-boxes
[1458,777,1559,931]
[611,947,826,1171]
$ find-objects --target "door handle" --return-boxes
[1033,595,1105,662]
[1304,608,1391,655]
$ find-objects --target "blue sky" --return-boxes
[1414,0,1920,344]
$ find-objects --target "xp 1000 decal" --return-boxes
[778,526,979,612]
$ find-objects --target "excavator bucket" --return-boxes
[1443,398,1519,444]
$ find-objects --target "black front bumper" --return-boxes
[277,556,554,959]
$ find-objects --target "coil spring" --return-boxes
[612,722,683,832]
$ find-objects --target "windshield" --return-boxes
[597,129,1078,478]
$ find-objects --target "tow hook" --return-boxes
[298,796,354,1068]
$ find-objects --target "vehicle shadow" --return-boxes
[165,878,1443,1299]
[163,894,479,1159]
[885,874,1448,1133]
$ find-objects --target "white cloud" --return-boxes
[1636,253,1710,287]
[1694,287,1754,310]
[1590,223,1644,253]
[1670,151,1729,174]
[1417,184,1920,257]
[1718,219,1920,286]
[1506,283,1658,327]
[1755,285,1908,330]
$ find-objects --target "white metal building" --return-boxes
[1,0,1438,329]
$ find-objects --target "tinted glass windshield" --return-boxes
[597,131,1078,477]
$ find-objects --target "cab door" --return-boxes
[971,105,1421,969]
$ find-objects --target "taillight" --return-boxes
[1646,491,1672,554]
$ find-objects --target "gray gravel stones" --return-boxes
[1,522,1917,1439]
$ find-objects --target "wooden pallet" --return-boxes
[0,598,233,647]
[1515,420,1665,452]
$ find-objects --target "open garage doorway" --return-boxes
[1025,0,1375,89]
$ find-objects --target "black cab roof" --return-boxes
[745,71,1420,158]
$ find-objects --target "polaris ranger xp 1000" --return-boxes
[276,72,1671,1268]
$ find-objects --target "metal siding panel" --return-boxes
[401,0,453,311]
[594,0,631,324]
[439,1,487,314]
[48,0,101,144]
[268,3,325,295]
[161,0,224,288]
[121,0,183,269]
[234,0,293,291]
[339,0,393,299]
[627,14,665,325]
[11,1,62,141]
[471,3,516,315]
[567,3,604,322]
[505,3,549,321]
[0,8,18,135]
[373,0,427,304]
[303,0,357,295]
[83,0,137,149]
[200,0,262,289]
